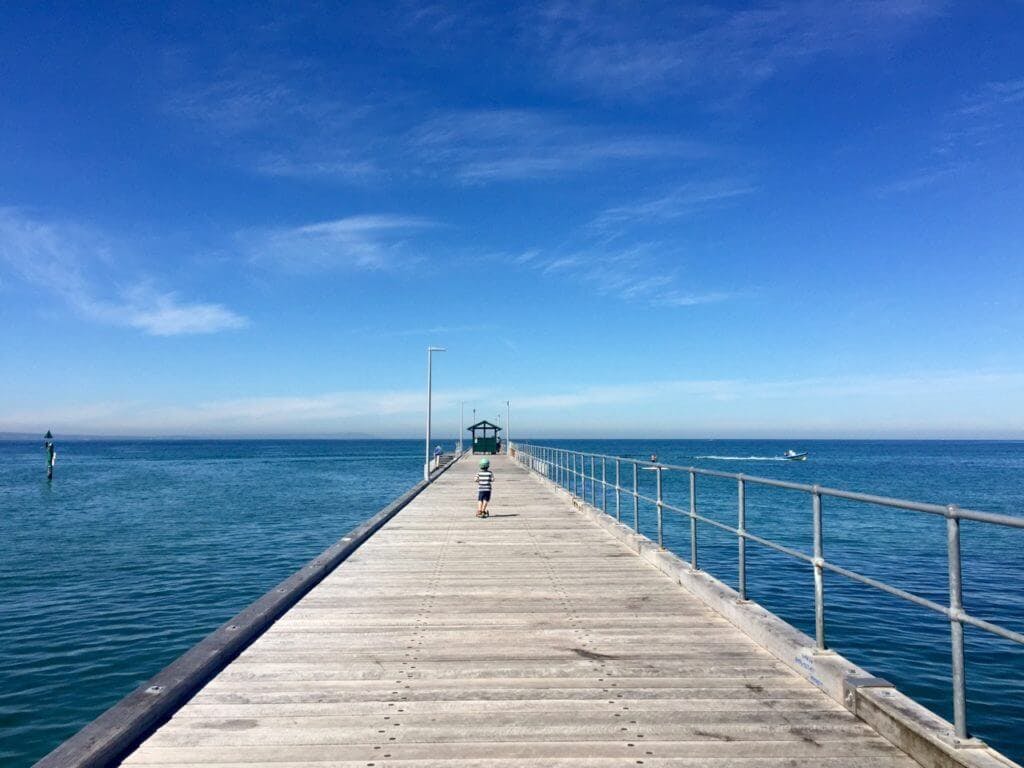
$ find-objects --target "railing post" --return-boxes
[602,457,607,513]
[590,455,596,503]
[579,453,584,500]
[656,465,664,549]
[632,462,639,531]
[947,507,968,740]
[689,471,698,569]
[812,488,826,651]
[585,454,589,503]
[738,477,747,600]
[581,452,585,499]
[615,459,621,522]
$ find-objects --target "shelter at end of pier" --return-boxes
[467,419,501,454]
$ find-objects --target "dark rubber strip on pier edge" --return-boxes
[33,456,461,768]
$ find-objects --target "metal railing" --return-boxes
[511,442,1024,741]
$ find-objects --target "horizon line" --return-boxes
[2,433,1022,442]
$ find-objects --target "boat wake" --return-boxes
[694,455,790,462]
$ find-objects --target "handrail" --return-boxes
[511,441,1024,742]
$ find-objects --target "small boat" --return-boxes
[784,449,808,461]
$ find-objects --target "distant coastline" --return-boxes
[1,433,1021,442]
[0,432,378,442]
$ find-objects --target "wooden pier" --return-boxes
[118,454,923,767]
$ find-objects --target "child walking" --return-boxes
[475,458,494,518]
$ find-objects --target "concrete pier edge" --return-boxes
[521,461,1020,768]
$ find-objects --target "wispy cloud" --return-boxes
[343,323,494,339]
[515,243,734,310]
[956,78,1024,119]
[940,77,1024,154]
[879,75,1023,195]
[651,290,736,307]
[90,284,248,336]
[244,215,437,272]
[0,209,247,336]
[874,163,966,197]
[532,1,943,101]
[511,179,751,308]
[166,68,383,183]
[407,108,703,183]
[590,180,756,231]
[253,154,380,181]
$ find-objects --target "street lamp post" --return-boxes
[505,400,510,455]
[425,346,446,481]
[459,401,465,453]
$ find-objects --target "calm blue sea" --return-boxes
[1,439,1022,766]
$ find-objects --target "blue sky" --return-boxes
[1,1,1023,438]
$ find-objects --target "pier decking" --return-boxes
[120,454,921,767]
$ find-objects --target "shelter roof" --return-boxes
[467,420,502,432]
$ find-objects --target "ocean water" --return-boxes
[0,439,1021,766]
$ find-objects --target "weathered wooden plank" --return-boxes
[122,740,913,766]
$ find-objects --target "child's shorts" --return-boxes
[477,490,491,501]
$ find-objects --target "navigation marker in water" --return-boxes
[44,430,56,480]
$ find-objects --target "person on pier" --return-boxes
[475,458,494,518]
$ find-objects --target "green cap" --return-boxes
[479,458,490,468]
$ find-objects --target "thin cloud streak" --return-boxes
[879,76,1023,195]
[514,179,754,308]
[344,323,495,339]
[517,245,733,310]
[590,180,757,231]
[165,68,381,183]
[408,108,705,183]
[244,214,437,272]
[874,164,966,197]
[0,209,247,336]
[533,1,944,100]
[940,76,1024,154]
[956,78,1024,118]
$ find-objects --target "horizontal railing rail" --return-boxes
[510,441,1024,742]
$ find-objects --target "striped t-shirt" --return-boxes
[475,470,494,491]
